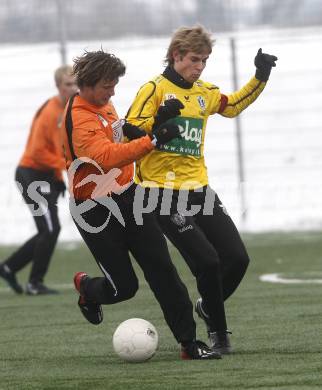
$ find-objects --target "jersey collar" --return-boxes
[162,66,193,89]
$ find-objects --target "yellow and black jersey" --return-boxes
[126,66,266,190]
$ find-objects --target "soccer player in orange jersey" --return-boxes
[0,65,77,295]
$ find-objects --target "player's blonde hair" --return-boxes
[165,25,215,65]
[54,65,73,87]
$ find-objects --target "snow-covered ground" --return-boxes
[0,27,322,244]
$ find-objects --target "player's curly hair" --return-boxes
[165,25,215,65]
[73,49,126,88]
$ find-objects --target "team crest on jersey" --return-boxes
[97,114,108,128]
[197,96,206,111]
[170,213,186,227]
[165,93,176,100]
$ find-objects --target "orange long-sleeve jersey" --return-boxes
[19,96,66,181]
[61,94,154,200]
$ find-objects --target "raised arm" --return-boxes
[214,48,278,118]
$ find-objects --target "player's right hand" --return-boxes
[122,122,146,140]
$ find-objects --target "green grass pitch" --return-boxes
[0,232,321,390]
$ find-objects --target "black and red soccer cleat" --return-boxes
[73,272,103,325]
[181,340,222,360]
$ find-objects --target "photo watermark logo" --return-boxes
[16,157,222,233]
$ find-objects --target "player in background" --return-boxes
[62,49,220,360]
[0,65,77,295]
[126,25,278,354]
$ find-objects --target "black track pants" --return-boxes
[4,166,60,283]
[71,184,196,343]
[157,186,250,332]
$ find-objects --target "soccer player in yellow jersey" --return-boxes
[63,50,220,360]
[126,25,277,354]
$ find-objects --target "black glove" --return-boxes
[254,48,278,82]
[150,123,181,148]
[153,99,184,130]
[54,180,66,197]
[122,122,146,140]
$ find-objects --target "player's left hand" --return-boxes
[254,48,278,82]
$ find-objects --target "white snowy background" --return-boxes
[0,27,322,244]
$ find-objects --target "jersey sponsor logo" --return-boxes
[158,116,203,157]
[178,224,193,233]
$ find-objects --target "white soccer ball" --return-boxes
[112,318,158,362]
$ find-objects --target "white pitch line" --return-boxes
[260,273,322,284]
[0,283,74,293]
